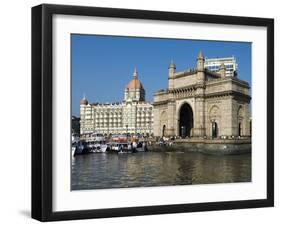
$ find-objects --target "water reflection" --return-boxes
[71,152,251,190]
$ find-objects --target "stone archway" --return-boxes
[178,103,193,138]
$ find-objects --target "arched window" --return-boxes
[209,105,220,138]
[212,121,218,138]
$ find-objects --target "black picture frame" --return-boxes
[31,3,274,222]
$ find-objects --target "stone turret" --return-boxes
[196,50,205,83]
[197,50,205,72]
[168,60,176,78]
[168,60,176,89]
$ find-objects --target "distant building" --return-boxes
[204,56,238,77]
[80,68,153,136]
[72,116,80,134]
[153,51,251,138]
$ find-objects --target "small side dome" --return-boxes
[80,96,88,105]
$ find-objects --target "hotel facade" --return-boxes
[80,69,153,136]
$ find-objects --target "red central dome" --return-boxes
[126,67,144,89]
[126,78,143,89]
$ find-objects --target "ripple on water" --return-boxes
[71,152,251,190]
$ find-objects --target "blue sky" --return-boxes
[72,34,251,116]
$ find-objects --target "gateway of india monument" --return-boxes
[153,51,251,139]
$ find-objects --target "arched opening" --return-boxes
[238,122,242,136]
[212,121,218,138]
[162,125,166,137]
[237,106,244,137]
[179,103,193,138]
[209,105,220,138]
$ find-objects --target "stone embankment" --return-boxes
[147,138,251,155]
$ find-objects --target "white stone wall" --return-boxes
[205,97,232,137]
[80,104,94,134]
[172,73,197,89]
[136,103,153,135]
[153,105,167,136]
[80,101,153,135]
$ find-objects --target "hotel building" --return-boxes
[80,68,153,136]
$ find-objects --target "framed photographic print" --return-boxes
[31,4,274,221]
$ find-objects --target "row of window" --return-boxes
[82,122,152,126]
[82,106,153,111]
[82,127,153,131]
[82,107,153,112]
[206,64,234,71]
[82,116,153,120]
[83,117,153,121]
[82,112,153,115]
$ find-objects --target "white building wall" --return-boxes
[80,102,153,135]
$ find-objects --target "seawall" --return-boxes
[147,139,251,155]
